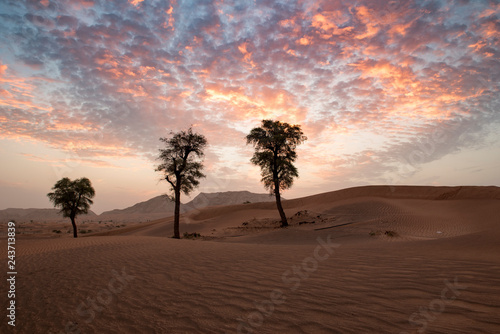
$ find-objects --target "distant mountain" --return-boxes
[100,191,275,217]
[186,191,275,210]
[0,191,277,223]
[100,195,176,216]
[0,208,97,223]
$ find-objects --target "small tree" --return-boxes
[47,177,95,238]
[246,120,306,227]
[156,127,207,239]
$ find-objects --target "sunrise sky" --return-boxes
[0,0,499,213]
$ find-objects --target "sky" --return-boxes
[0,0,499,214]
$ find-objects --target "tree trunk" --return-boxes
[173,188,181,239]
[70,215,78,238]
[274,182,288,227]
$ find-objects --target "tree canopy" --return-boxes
[247,120,306,227]
[47,177,95,238]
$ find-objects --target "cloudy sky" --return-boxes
[1,0,499,214]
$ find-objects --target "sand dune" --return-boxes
[1,185,499,333]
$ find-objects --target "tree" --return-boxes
[156,127,207,239]
[246,120,307,227]
[47,177,95,238]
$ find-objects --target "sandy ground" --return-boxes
[1,185,500,333]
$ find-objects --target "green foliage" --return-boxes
[246,120,306,227]
[246,120,307,193]
[156,127,208,197]
[47,177,95,238]
[47,177,95,219]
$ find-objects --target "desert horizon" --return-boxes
[1,184,500,333]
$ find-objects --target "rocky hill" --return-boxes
[100,195,176,215]
[187,191,274,209]
[101,191,275,216]
[98,191,276,222]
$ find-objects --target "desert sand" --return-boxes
[1,185,500,333]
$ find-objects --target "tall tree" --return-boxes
[246,120,307,227]
[47,177,95,238]
[156,127,207,239]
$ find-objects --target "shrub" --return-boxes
[384,230,398,237]
[369,230,398,237]
[183,232,201,239]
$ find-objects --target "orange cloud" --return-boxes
[0,63,7,76]
[238,42,256,68]
[481,21,500,39]
[348,57,487,122]
[117,85,148,97]
[47,121,95,132]
[95,50,120,67]
[206,87,256,105]
[179,91,192,98]
[163,5,175,30]
[129,0,144,7]
[311,11,353,38]
[478,4,500,18]
[279,18,295,28]
[388,20,415,40]
[22,153,121,168]
[279,17,302,34]
[0,67,53,112]
[194,68,209,79]
[353,6,380,39]
[0,98,52,111]
[68,0,95,10]
[205,85,305,123]
[297,37,312,45]
[0,89,13,98]
[61,141,134,158]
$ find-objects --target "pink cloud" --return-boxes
[0,0,497,198]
